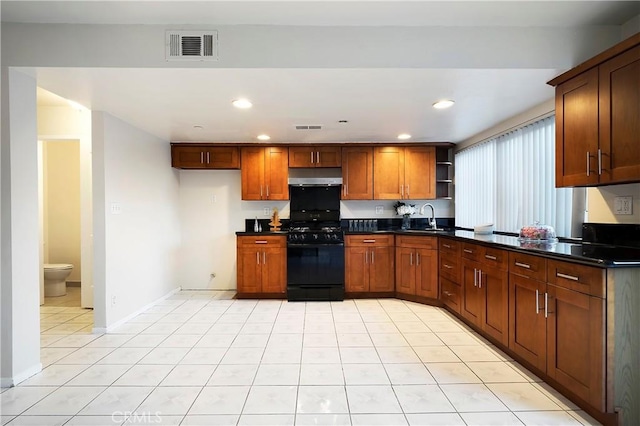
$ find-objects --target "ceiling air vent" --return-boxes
[165,31,218,61]
[295,125,323,130]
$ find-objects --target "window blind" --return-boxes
[455,116,573,237]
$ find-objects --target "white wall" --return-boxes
[92,112,181,328]
[1,68,42,386]
[587,184,640,224]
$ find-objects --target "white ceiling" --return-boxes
[5,1,640,144]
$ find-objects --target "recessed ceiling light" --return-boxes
[338,120,349,124]
[232,99,252,109]
[433,100,455,109]
[193,125,204,130]
[397,133,412,140]
[257,134,271,141]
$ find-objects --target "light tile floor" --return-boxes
[1,291,601,425]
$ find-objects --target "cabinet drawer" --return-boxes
[396,235,437,249]
[238,235,286,248]
[482,247,508,271]
[346,234,394,246]
[439,253,460,283]
[461,243,481,261]
[547,260,605,298]
[509,252,547,281]
[441,278,461,314]
[439,238,461,255]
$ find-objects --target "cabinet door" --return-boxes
[171,146,206,169]
[374,147,405,199]
[241,148,265,200]
[509,273,547,372]
[461,260,482,326]
[555,68,600,187]
[261,248,286,294]
[415,248,438,299]
[342,147,373,200]
[264,147,289,200]
[599,45,640,184]
[317,146,342,167]
[404,147,435,199]
[205,147,240,169]
[289,146,315,168]
[345,246,370,293]
[369,246,395,293]
[237,248,261,294]
[480,267,509,346]
[395,247,416,295]
[546,284,605,411]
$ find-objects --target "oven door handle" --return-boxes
[287,243,344,248]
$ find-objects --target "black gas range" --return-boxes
[286,182,345,302]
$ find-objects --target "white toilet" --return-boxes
[43,264,74,297]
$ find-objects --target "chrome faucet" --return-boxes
[419,203,437,229]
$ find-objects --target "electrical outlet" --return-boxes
[263,208,270,216]
[110,203,122,215]
[614,196,633,215]
[375,206,384,214]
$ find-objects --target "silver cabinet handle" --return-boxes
[371,251,375,264]
[443,264,453,269]
[206,152,210,164]
[410,252,413,265]
[255,240,268,244]
[443,244,451,249]
[266,185,269,198]
[515,261,531,269]
[478,270,482,289]
[544,292,549,318]
[406,185,410,198]
[485,254,497,260]
[317,152,320,164]
[586,151,591,176]
[256,252,260,264]
[365,250,368,264]
[535,289,540,314]
[416,252,420,265]
[400,185,404,199]
[363,239,376,243]
[463,249,473,254]
[260,185,263,199]
[473,268,477,287]
[557,272,579,281]
[200,152,204,163]
[263,251,266,264]
[597,149,602,175]
[310,152,314,164]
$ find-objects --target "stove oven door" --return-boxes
[287,243,345,301]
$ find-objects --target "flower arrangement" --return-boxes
[393,201,416,230]
[393,201,416,217]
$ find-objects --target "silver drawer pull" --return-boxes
[255,240,268,244]
[443,291,452,297]
[557,272,579,281]
[515,262,531,269]
[485,254,497,260]
[443,264,453,269]
[463,249,473,254]
[363,239,376,243]
[442,244,451,249]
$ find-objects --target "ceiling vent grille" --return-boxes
[165,31,218,61]
[295,125,322,130]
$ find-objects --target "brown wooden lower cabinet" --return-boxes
[236,236,286,297]
[345,235,394,294]
[395,236,438,299]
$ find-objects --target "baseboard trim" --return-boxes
[104,286,182,333]
[2,363,43,387]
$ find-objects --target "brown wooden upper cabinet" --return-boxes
[289,146,342,168]
[549,34,640,187]
[342,147,373,200]
[241,147,289,200]
[171,145,240,169]
[373,146,435,199]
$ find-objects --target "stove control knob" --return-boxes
[332,234,338,240]
[313,234,319,240]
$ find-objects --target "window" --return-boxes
[455,116,574,237]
